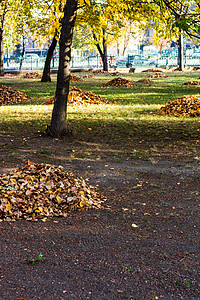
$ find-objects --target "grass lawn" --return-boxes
[0,71,200,160]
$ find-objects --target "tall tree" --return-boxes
[48,0,200,137]
[93,29,108,71]
[41,34,58,82]
[77,1,126,71]
[0,0,8,76]
[4,0,40,72]
[154,0,200,70]
[47,0,155,136]
[40,0,66,82]
[47,0,78,137]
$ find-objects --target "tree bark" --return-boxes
[116,42,120,56]
[0,28,4,76]
[102,29,108,71]
[0,3,7,77]
[19,36,25,71]
[178,33,184,71]
[41,35,58,82]
[48,0,78,137]
[93,29,108,71]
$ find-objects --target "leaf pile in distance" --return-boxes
[137,78,153,83]
[149,72,168,78]
[92,70,124,76]
[0,85,31,105]
[92,70,112,75]
[70,73,84,82]
[157,95,200,117]
[143,68,165,73]
[20,72,42,79]
[183,81,200,85]
[43,86,114,105]
[103,77,137,87]
[0,162,106,222]
[108,71,124,76]
[82,74,95,78]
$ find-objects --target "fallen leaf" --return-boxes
[6,204,12,211]
[56,195,62,204]
[132,223,139,228]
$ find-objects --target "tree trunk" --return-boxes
[48,0,78,137]
[102,29,108,71]
[41,35,57,82]
[123,33,128,56]
[116,42,120,56]
[19,36,25,71]
[0,3,7,77]
[0,28,4,76]
[178,33,184,71]
[93,29,108,72]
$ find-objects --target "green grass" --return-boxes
[0,71,200,159]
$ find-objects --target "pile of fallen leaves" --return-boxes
[43,87,112,105]
[137,78,153,83]
[183,81,200,85]
[67,87,111,105]
[109,71,123,76]
[82,74,95,78]
[103,77,137,87]
[20,72,42,79]
[172,67,194,72]
[157,95,200,117]
[92,70,124,77]
[4,73,17,77]
[92,70,110,75]
[0,84,31,105]
[70,73,84,82]
[0,162,106,221]
[143,67,165,73]
[149,72,168,78]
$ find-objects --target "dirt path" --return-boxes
[0,134,200,299]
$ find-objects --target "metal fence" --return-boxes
[3,54,200,71]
